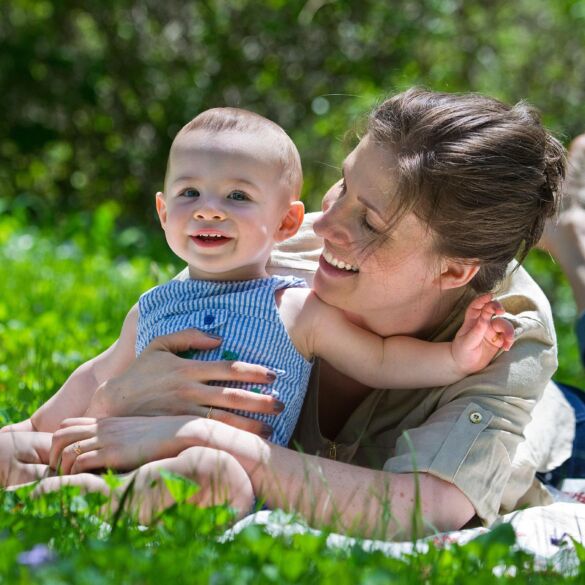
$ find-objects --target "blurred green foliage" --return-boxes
[2,0,585,228]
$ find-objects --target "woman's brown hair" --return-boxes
[368,88,566,292]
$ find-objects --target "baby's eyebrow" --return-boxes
[228,178,258,190]
[171,176,199,186]
[171,176,259,190]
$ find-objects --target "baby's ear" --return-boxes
[275,201,304,242]
[155,192,167,227]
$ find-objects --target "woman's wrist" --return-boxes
[182,418,271,479]
[84,381,117,418]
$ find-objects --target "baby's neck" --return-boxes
[187,264,269,282]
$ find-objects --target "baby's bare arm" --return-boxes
[28,305,139,433]
[304,294,507,390]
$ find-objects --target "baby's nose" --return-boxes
[194,206,226,221]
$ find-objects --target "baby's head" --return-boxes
[156,108,304,281]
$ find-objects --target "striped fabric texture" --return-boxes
[136,276,313,446]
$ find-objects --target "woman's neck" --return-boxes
[343,287,467,339]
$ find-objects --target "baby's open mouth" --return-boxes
[194,234,230,241]
[191,234,232,246]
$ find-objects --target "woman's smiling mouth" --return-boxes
[322,248,359,272]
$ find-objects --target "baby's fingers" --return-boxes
[481,300,505,319]
[464,293,493,320]
[488,318,515,351]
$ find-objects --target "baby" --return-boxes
[24,107,513,448]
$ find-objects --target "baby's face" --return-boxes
[157,128,300,281]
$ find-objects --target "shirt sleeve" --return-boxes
[383,283,558,525]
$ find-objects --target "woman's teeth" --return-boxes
[323,249,359,272]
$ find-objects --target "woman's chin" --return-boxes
[313,256,358,307]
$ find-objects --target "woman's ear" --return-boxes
[274,201,305,242]
[155,192,167,227]
[438,258,480,290]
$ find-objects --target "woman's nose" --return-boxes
[314,187,352,244]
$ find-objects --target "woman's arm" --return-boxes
[49,415,474,538]
[191,420,476,538]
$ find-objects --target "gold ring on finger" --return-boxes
[73,443,82,456]
[206,406,213,419]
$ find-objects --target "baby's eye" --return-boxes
[227,190,250,202]
[181,188,200,198]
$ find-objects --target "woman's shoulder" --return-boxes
[493,261,555,340]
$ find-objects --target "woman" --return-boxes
[0,89,565,537]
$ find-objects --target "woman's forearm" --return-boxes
[187,419,475,539]
[49,413,475,537]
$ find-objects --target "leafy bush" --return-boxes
[2,0,585,227]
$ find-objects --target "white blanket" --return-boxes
[225,503,585,575]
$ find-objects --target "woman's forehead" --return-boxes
[346,135,400,217]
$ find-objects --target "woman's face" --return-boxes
[312,135,442,333]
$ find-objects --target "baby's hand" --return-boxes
[452,294,515,375]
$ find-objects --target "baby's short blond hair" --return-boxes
[174,107,303,199]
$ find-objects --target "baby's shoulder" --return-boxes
[275,285,312,314]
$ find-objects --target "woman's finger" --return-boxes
[182,359,277,385]
[59,437,101,475]
[70,450,110,474]
[181,384,283,416]
[203,407,273,438]
[147,328,222,354]
[58,417,98,429]
[49,425,97,470]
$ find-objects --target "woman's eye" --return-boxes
[361,211,380,234]
[338,179,347,195]
[181,188,200,198]
[227,190,250,202]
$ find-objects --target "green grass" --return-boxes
[0,208,583,583]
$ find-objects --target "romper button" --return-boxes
[203,314,214,325]
[469,412,483,424]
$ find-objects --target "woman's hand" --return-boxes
[49,416,202,474]
[85,328,284,430]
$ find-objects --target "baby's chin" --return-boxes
[187,262,269,282]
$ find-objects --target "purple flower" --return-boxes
[550,532,569,547]
[17,544,56,567]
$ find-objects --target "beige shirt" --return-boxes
[270,213,560,525]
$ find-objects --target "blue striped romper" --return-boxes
[135,276,314,447]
